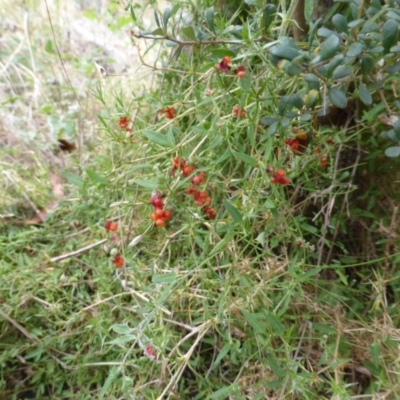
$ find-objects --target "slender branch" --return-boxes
[131,31,272,46]
[50,238,108,263]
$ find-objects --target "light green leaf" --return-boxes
[131,179,159,189]
[152,272,177,283]
[163,7,171,30]
[109,335,136,345]
[181,26,196,41]
[263,312,285,335]
[62,171,84,188]
[241,310,265,333]
[209,230,236,257]
[111,324,132,334]
[205,7,215,33]
[385,146,400,157]
[223,200,242,223]
[212,342,231,370]
[231,150,257,166]
[209,385,240,399]
[100,367,119,400]
[86,168,107,184]
[239,74,251,91]
[142,129,173,147]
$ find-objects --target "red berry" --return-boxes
[163,210,172,220]
[154,208,164,218]
[150,212,158,221]
[152,198,164,208]
[155,218,166,227]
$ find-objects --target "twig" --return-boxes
[132,32,272,46]
[50,238,108,263]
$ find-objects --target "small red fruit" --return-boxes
[150,212,158,221]
[105,220,118,232]
[112,253,124,268]
[152,198,164,208]
[155,218,166,227]
[163,210,172,220]
[154,208,164,218]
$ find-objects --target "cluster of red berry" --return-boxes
[215,56,246,78]
[172,157,216,220]
[112,253,124,268]
[105,220,118,232]
[118,116,131,132]
[266,166,291,185]
[144,345,157,361]
[104,221,125,268]
[159,106,176,119]
[232,105,246,118]
[149,190,172,228]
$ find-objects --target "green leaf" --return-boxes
[151,27,164,36]
[163,7,171,30]
[347,42,363,57]
[44,39,55,54]
[385,146,400,157]
[358,83,372,105]
[360,55,375,75]
[100,367,119,400]
[223,200,242,223]
[166,126,176,146]
[263,4,277,33]
[394,120,400,139]
[153,9,161,28]
[152,272,177,283]
[267,354,285,377]
[209,230,236,257]
[212,343,231,370]
[301,223,318,234]
[86,168,107,184]
[304,0,313,25]
[205,7,215,33]
[117,16,131,28]
[267,121,279,135]
[263,312,285,335]
[270,45,301,60]
[131,179,159,189]
[241,310,265,333]
[181,26,197,41]
[209,385,240,399]
[142,129,173,147]
[332,65,352,80]
[231,150,257,167]
[326,54,345,76]
[210,48,236,58]
[129,5,137,22]
[62,171,84,188]
[111,324,132,334]
[382,19,398,54]
[329,87,347,108]
[319,34,341,61]
[109,335,136,345]
[304,73,320,90]
[332,14,348,33]
[239,74,252,91]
